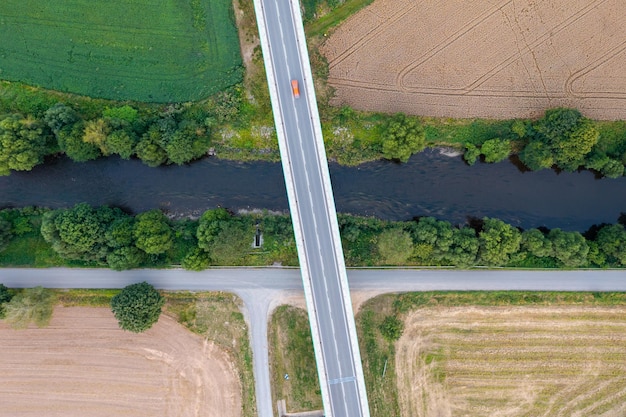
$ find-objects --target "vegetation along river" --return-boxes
[0,149,624,232]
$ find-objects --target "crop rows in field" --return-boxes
[397,306,626,417]
[321,0,626,120]
[0,0,242,102]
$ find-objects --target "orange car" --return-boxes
[291,79,300,98]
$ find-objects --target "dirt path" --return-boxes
[320,0,626,119]
[0,307,241,417]
[396,306,626,417]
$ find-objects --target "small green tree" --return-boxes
[57,121,101,162]
[105,130,136,159]
[382,114,425,162]
[521,228,553,257]
[596,224,626,266]
[548,229,589,267]
[480,139,511,163]
[478,218,522,266]
[182,247,211,271]
[133,210,173,255]
[0,114,50,175]
[110,282,164,333]
[377,228,414,265]
[519,141,554,171]
[135,127,167,167]
[4,286,56,329]
[446,227,479,267]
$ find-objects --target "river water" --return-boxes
[0,149,624,231]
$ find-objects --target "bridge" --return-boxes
[251,0,370,416]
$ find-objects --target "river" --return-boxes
[0,149,624,231]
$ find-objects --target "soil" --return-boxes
[320,0,626,120]
[0,307,241,417]
[396,306,626,417]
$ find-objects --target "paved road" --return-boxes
[3,267,625,417]
[255,0,368,415]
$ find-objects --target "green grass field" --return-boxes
[0,0,242,102]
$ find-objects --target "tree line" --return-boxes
[0,87,245,176]
[1,205,625,270]
[458,108,625,177]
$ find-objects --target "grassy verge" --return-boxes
[306,0,376,38]
[269,305,322,413]
[358,291,626,417]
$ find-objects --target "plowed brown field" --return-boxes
[0,307,241,417]
[320,0,626,119]
[397,306,626,417]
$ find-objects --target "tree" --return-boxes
[531,108,598,171]
[165,121,210,165]
[480,139,511,163]
[182,247,211,271]
[0,218,12,252]
[377,228,414,265]
[0,114,50,175]
[106,246,146,271]
[521,228,553,257]
[57,121,101,162]
[0,284,14,318]
[446,227,479,267]
[548,229,589,267]
[4,287,56,329]
[519,141,554,171]
[596,224,626,266]
[110,282,164,332]
[133,210,173,255]
[196,208,233,251]
[600,159,624,178]
[44,103,79,134]
[40,203,110,261]
[82,118,111,155]
[478,218,521,266]
[105,129,136,159]
[382,114,425,162]
[135,129,167,167]
[411,217,454,260]
[105,216,136,249]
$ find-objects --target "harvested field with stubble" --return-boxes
[320,0,626,120]
[397,306,626,417]
[0,307,241,417]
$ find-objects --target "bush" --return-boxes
[379,315,404,341]
[382,114,425,162]
[480,138,511,163]
[463,144,481,165]
[110,282,164,332]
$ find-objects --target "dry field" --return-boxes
[0,307,241,417]
[397,306,626,417]
[320,0,626,119]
